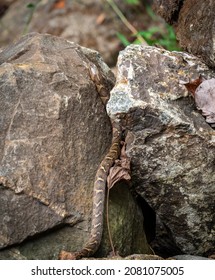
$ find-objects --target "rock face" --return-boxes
[1,0,121,65]
[0,0,152,67]
[152,0,182,24]
[0,0,163,67]
[107,44,215,256]
[0,32,113,254]
[153,0,215,68]
[0,33,150,259]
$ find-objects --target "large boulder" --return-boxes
[0,33,150,259]
[153,0,215,68]
[107,44,215,256]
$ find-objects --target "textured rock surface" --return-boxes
[0,0,153,66]
[153,0,215,68]
[0,33,150,259]
[152,0,183,24]
[0,31,113,252]
[172,254,211,260]
[107,44,215,256]
[1,0,120,65]
[96,182,151,258]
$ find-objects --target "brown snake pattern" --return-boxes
[59,64,122,260]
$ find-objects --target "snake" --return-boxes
[58,63,122,260]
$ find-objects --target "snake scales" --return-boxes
[59,63,122,260]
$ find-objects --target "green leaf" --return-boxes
[138,27,160,39]
[166,24,176,40]
[146,5,157,20]
[124,0,140,5]
[116,32,130,47]
[26,3,35,9]
[132,38,142,45]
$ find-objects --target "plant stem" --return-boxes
[106,0,147,45]
[23,0,42,35]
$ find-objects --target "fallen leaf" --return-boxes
[96,13,106,25]
[107,142,131,189]
[184,76,203,96]
[194,78,215,125]
[53,0,66,9]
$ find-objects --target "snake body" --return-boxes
[59,63,122,260]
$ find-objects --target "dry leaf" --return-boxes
[96,13,106,25]
[53,0,66,9]
[184,76,215,127]
[184,76,203,96]
[194,78,215,126]
[107,142,131,189]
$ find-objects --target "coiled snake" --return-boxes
[59,63,122,260]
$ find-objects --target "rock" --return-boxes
[209,254,215,259]
[124,254,163,260]
[172,255,212,260]
[0,0,163,67]
[152,0,182,24]
[153,0,215,68]
[78,253,164,260]
[107,44,215,256]
[149,215,182,258]
[0,32,150,259]
[0,31,112,255]
[0,0,122,65]
[0,0,16,11]
[30,0,121,66]
[0,0,131,66]
[96,182,152,258]
[0,248,27,260]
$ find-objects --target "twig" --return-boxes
[106,0,147,45]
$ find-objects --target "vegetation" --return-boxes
[124,0,140,5]
[24,0,179,51]
[108,0,180,51]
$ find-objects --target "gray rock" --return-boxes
[152,0,182,24]
[153,0,215,68]
[0,0,120,65]
[107,44,215,256]
[172,255,211,260]
[0,31,113,253]
[0,33,150,259]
